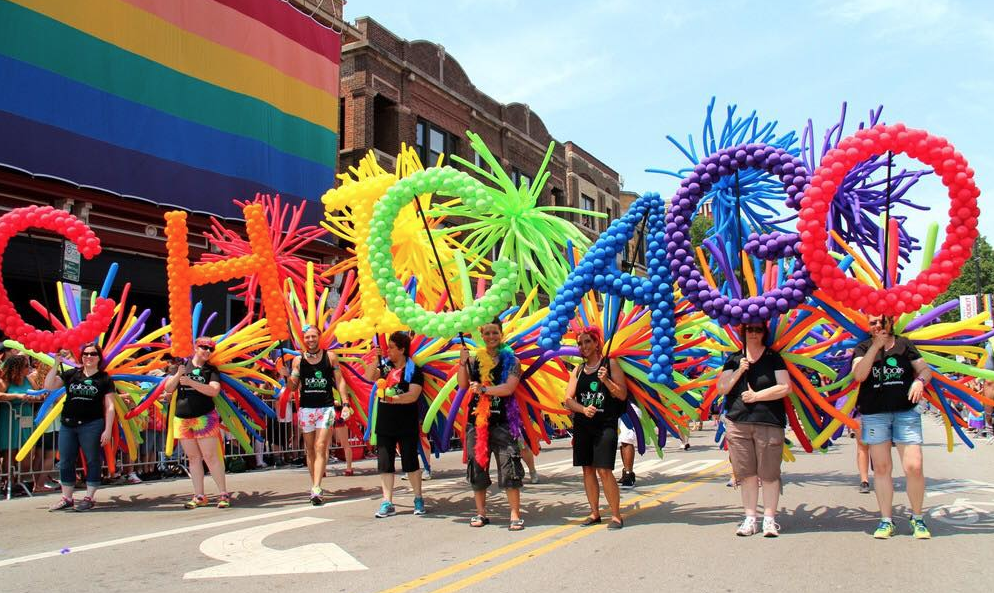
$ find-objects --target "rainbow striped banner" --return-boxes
[0,0,339,218]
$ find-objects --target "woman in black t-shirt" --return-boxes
[716,322,790,537]
[363,331,426,518]
[564,326,628,529]
[44,343,117,511]
[163,337,228,509]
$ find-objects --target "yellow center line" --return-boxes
[426,463,730,593]
[376,462,730,593]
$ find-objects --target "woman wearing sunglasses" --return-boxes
[716,322,790,537]
[163,337,229,509]
[44,343,117,511]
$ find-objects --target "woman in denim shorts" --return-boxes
[851,314,932,540]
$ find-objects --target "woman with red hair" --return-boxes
[564,326,628,529]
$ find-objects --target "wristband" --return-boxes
[914,377,926,385]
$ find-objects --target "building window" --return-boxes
[510,167,532,192]
[416,118,458,166]
[605,206,612,232]
[581,193,595,228]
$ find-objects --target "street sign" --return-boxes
[62,240,80,283]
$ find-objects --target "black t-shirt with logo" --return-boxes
[722,349,788,428]
[298,352,337,409]
[467,355,521,427]
[60,369,115,426]
[572,364,626,430]
[375,359,424,437]
[174,361,221,419]
[852,336,922,415]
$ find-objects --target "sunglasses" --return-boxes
[81,351,100,357]
[868,319,888,327]
[197,344,215,352]
[743,326,765,333]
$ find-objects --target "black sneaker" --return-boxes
[859,481,871,494]
[620,471,636,489]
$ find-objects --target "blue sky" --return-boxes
[348,0,994,269]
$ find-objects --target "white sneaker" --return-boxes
[422,470,432,481]
[762,516,780,537]
[126,472,142,484]
[736,516,758,536]
[529,471,540,484]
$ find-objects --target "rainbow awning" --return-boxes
[0,0,340,218]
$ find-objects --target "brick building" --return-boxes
[337,16,621,241]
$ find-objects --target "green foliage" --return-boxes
[936,235,994,322]
[689,213,713,253]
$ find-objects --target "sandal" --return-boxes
[508,519,525,532]
[469,515,490,527]
[581,516,602,526]
[607,518,624,530]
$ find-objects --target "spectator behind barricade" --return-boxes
[1,355,41,490]
[29,359,59,492]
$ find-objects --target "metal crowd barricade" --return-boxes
[1,396,378,500]
[2,399,60,500]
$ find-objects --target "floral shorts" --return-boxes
[298,406,335,433]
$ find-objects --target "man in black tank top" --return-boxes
[564,326,628,529]
[283,326,349,505]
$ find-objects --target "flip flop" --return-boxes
[470,515,490,527]
[607,518,624,530]
[508,519,525,531]
[581,516,602,526]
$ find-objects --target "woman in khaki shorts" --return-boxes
[716,322,790,537]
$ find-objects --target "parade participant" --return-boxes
[851,314,932,539]
[617,405,642,489]
[984,341,994,438]
[564,326,628,529]
[457,319,525,531]
[44,344,116,511]
[163,337,229,509]
[282,325,350,505]
[716,322,790,537]
[364,331,426,517]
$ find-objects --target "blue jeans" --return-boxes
[59,418,105,487]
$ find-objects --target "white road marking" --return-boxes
[0,495,370,569]
[635,459,680,474]
[665,459,725,474]
[184,517,367,579]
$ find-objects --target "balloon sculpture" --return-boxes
[0,101,989,465]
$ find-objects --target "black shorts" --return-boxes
[572,423,619,469]
[376,432,420,474]
[465,423,523,491]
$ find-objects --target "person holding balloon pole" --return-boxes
[564,326,628,529]
[282,325,350,506]
[44,343,117,511]
[458,319,526,531]
[715,321,790,537]
[364,331,426,518]
[163,337,229,509]
[851,314,932,540]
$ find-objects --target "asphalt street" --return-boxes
[1,414,991,592]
